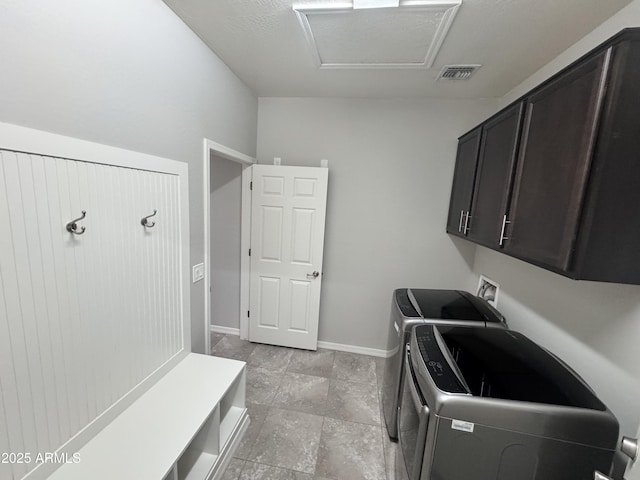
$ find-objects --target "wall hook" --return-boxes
[141,210,157,228]
[66,210,87,235]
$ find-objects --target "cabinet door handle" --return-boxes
[593,472,613,480]
[621,437,639,461]
[499,215,511,246]
[463,213,471,234]
[458,210,465,232]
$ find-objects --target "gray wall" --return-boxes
[256,97,497,351]
[0,0,258,354]
[471,0,640,452]
[210,155,243,329]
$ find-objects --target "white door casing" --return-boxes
[249,164,328,350]
[202,138,255,352]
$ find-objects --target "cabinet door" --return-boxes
[504,49,610,271]
[446,128,481,236]
[466,103,524,248]
[574,39,640,283]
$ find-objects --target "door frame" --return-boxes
[203,138,255,354]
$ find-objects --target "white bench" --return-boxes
[47,354,248,480]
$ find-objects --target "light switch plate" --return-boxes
[476,274,499,307]
[192,263,204,283]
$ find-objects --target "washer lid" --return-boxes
[435,325,606,410]
[407,289,502,323]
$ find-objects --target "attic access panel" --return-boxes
[293,1,461,69]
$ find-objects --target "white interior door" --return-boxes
[249,164,328,350]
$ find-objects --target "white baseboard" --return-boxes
[210,325,390,358]
[317,341,389,358]
[210,325,240,336]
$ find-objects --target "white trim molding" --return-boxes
[239,165,253,341]
[209,325,391,358]
[210,325,242,336]
[317,341,390,358]
[0,121,187,176]
[203,139,255,354]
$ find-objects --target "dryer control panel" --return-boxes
[414,325,466,394]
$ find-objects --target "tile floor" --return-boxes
[210,333,399,480]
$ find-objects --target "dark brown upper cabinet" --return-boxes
[570,34,640,283]
[504,49,610,271]
[466,102,523,248]
[447,28,640,285]
[446,127,481,238]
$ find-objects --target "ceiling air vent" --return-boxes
[437,64,481,80]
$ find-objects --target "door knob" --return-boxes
[307,271,320,279]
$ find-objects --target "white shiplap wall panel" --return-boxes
[74,160,97,424]
[161,174,175,359]
[2,152,43,473]
[108,164,129,400]
[0,148,185,480]
[171,170,182,350]
[0,159,22,480]
[128,168,144,385]
[42,157,74,442]
[31,154,67,448]
[0,375,14,480]
[59,157,90,433]
[115,164,134,393]
[164,173,174,356]
[138,168,153,380]
[140,169,153,377]
[102,164,124,404]
[86,162,108,416]
[147,171,161,367]
[18,153,61,452]
[153,173,165,362]
[145,170,160,368]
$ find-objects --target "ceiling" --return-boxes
[162,0,633,98]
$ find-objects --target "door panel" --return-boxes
[260,206,284,261]
[289,280,311,331]
[249,165,328,350]
[446,128,482,236]
[505,50,610,271]
[467,103,523,248]
[262,175,285,195]
[294,177,317,197]
[258,277,280,328]
[291,208,314,264]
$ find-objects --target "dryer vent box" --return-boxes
[476,274,499,307]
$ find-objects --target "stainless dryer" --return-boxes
[382,288,506,440]
[396,324,619,480]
